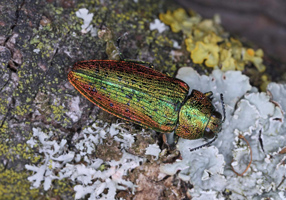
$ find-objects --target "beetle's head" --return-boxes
[204,110,223,139]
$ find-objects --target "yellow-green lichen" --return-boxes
[12,104,32,118]
[0,121,8,135]
[52,179,75,197]
[146,31,176,72]
[260,74,271,91]
[50,104,65,122]
[0,166,39,199]
[159,8,201,34]
[160,8,266,73]
[0,143,41,163]
[0,99,9,134]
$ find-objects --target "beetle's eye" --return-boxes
[212,111,222,120]
[204,127,215,139]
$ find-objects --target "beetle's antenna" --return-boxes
[189,134,218,152]
[220,93,226,123]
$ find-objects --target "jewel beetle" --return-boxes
[68,59,225,150]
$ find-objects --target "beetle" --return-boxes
[68,59,225,150]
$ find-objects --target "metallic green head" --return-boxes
[174,90,223,140]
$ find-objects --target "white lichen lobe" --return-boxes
[25,123,143,199]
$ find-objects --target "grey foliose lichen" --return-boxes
[161,67,286,199]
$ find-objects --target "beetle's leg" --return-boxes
[163,132,177,150]
[164,131,175,145]
[116,33,154,68]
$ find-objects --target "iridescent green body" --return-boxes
[68,60,222,140]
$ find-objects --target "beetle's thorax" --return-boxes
[174,90,222,139]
